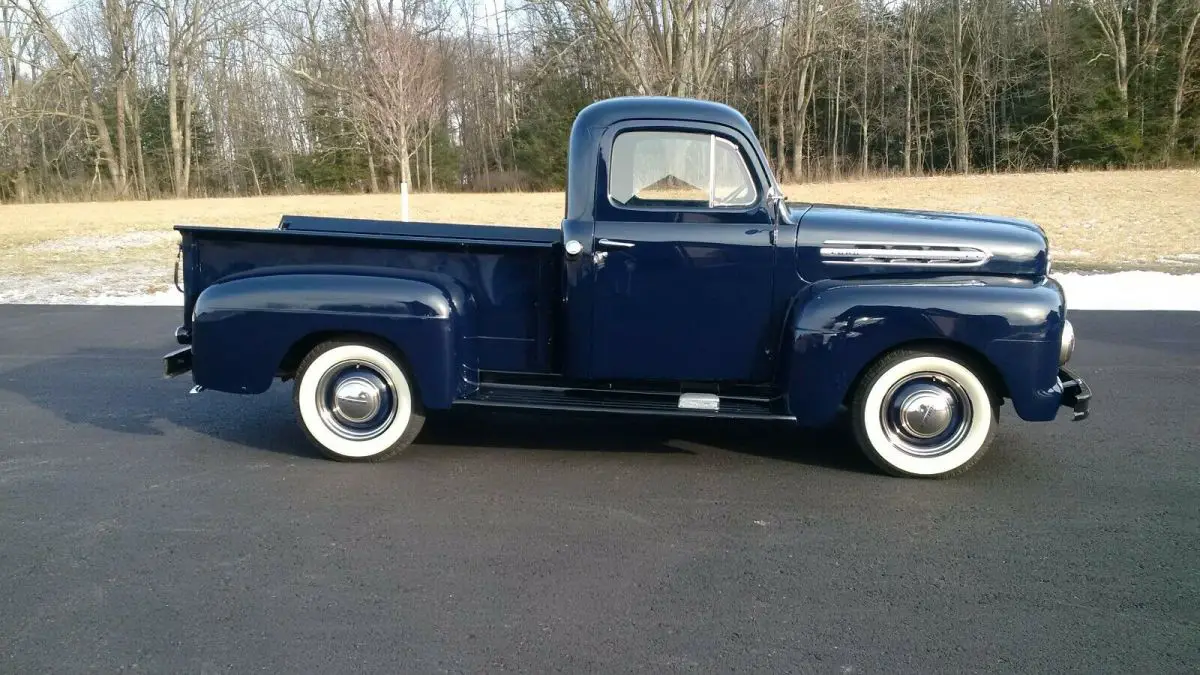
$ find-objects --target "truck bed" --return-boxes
[176,215,562,374]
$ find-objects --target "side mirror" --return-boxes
[766,185,791,223]
[766,184,783,208]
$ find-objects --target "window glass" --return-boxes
[711,137,756,207]
[608,130,757,208]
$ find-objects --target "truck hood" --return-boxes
[791,203,1050,279]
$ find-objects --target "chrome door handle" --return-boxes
[597,238,635,248]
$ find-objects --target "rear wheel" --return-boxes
[850,349,998,478]
[293,339,424,462]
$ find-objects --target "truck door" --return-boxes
[586,124,777,383]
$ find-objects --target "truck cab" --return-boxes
[557,97,785,384]
[165,96,1091,478]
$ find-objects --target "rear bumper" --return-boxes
[1058,367,1091,421]
[164,346,192,378]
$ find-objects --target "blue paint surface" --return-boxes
[172,96,1082,425]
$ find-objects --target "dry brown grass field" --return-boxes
[2,168,1197,297]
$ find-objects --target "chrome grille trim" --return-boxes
[819,240,992,267]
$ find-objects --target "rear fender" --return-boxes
[190,266,477,408]
[781,277,1068,426]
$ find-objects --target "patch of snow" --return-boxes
[22,230,176,253]
[0,263,177,305]
[1053,271,1200,311]
[65,288,183,306]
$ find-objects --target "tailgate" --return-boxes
[172,228,202,344]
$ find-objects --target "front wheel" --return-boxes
[293,339,425,462]
[850,349,998,478]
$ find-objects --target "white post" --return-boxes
[400,181,410,221]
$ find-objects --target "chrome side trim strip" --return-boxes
[823,239,990,249]
[819,240,992,267]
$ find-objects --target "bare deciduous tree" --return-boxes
[358,12,443,188]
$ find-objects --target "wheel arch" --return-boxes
[279,331,342,380]
[278,331,426,402]
[842,337,1010,409]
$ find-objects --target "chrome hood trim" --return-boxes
[819,240,992,267]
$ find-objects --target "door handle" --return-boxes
[598,238,635,249]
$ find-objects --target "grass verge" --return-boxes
[2,169,1197,288]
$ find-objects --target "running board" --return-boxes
[456,383,794,420]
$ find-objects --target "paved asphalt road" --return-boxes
[0,307,1196,674]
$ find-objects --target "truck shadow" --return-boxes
[0,346,874,474]
[418,408,872,472]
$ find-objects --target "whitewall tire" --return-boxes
[293,339,424,462]
[850,349,998,478]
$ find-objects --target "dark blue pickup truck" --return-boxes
[164,96,1090,478]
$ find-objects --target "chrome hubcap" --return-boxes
[897,386,955,438]
[881,373,972,457]
[316,362,397,440]
[332,374,386,423]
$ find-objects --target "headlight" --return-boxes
[1059,320,1075,365]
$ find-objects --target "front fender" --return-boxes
[191,267,476,408]
[782,276,1067,426]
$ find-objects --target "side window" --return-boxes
[608,130,758,209]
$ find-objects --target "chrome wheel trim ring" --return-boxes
[314,360,399,441]
[879,372,973,458]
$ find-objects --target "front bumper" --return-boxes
[1058,367,1091,421]
[164,346,192,378]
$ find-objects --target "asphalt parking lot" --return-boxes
[0,306,1196,673]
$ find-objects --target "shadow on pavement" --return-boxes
[0,346,875,474]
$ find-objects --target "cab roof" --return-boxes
[572,96,756,138]
[562,96,773,221]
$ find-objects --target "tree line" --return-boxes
[1,0,1198,202]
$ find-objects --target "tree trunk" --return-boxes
[131,101,148,197]
[860,12,871,178]
[1165,9,1200,162]
[249,155,263,196]
[367,140,379,193]
[427,131,434,191]
[792,67,810,180]
[183,78,193,195]
[109,0,130,197]
[917,72,928,172]
[904,6,917,175]
[398,113,411,188]
[952,0,971,173]
[87,96,125,193]
[833,48,843,176]
[1088,0,1131,117]
[775,89,787,180]
[168,50,184,196]
[1048,49,1060,169]
[115,81,129,195]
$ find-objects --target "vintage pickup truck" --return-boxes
[164,96,1090,478]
